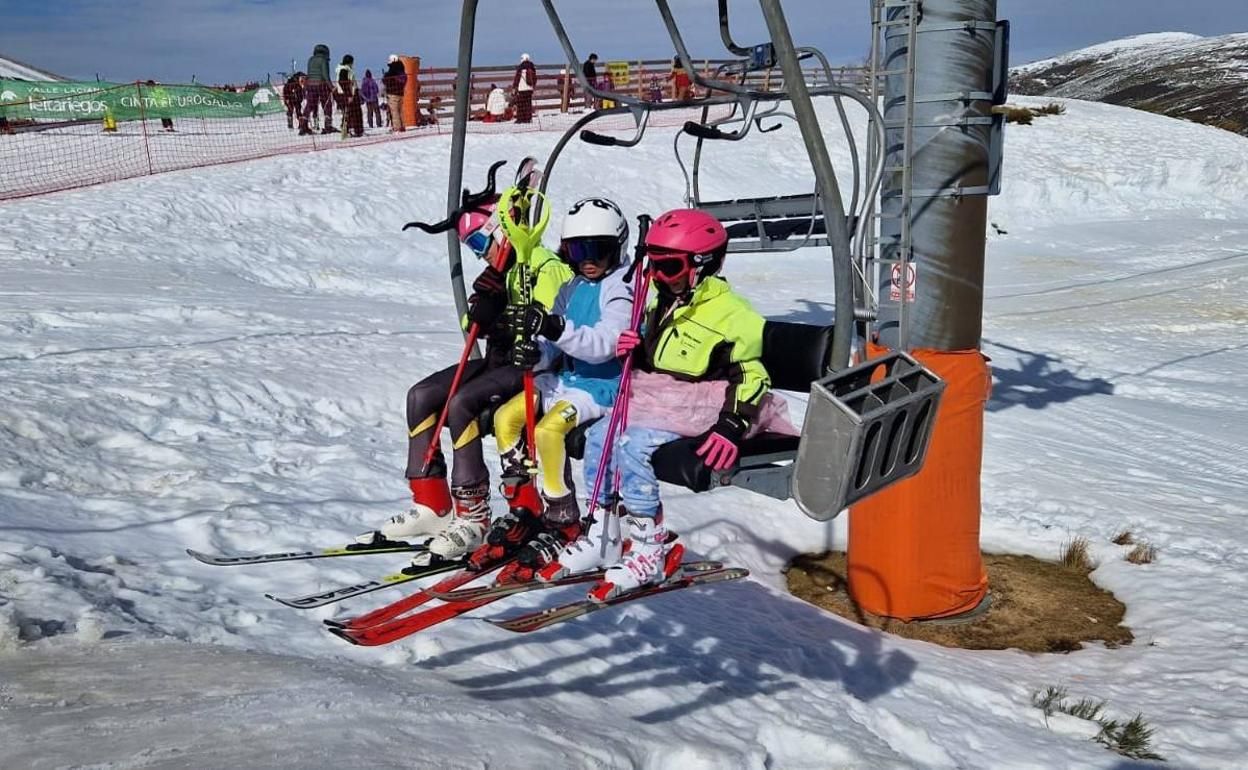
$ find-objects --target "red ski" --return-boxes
[322,557,512,632]
[327,561,727,646]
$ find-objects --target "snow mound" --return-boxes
[993,96,1248,229]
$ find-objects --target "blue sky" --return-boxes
[1,0,1247,84]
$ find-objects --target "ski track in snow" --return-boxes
[1,96,1247,768]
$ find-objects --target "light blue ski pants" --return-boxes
[582,418,680,519]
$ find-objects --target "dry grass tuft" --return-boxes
[1126,543,1157,565]
[1031,686,1164,761]
[994,104,1034,124]
[1111,530,1134,546]
[1033,101,1067,116]
[1060,536,1096,573]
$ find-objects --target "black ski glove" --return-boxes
[510,338,542,369]
[467,291,505,329]
[472,265,506,299]
[467,265,507,329]
[503,302,565,341]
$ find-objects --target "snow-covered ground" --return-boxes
[0,54,65,81]
[1,96,1246,768]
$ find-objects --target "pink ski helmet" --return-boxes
[643,208,728,286]
[456,197,503,258]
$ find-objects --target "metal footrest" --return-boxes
[792,351,945,521]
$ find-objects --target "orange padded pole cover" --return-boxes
[401,56,420,128]
[847,345,990,620]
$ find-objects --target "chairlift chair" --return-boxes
[435,0,945,519]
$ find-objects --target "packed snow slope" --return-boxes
[1011,31,1248,136]
[2,97,1247,768]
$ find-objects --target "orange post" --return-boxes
[847,345,990,620]
[401,56,420,129]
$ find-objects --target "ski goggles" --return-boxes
[463,218,503,258]
[559,237,618,265]
[644,246,694,281]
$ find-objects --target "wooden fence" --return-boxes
[412,58,867,121]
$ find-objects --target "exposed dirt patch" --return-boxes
[786,551,1133,653]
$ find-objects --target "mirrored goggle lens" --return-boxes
[647,252,689,278]
[560,238,617,264]
[464,229,491,257]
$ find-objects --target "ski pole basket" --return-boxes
[793,350,944,520]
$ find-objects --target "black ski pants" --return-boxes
[405,359,526,488]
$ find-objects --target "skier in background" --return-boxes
[360,69,381,129]
[335,54,363,137]
[382,54,407,133]
[512,53,537,123]
[581,52,600,109]
[299,43,334,135]
[668,56,693,101]
[480,197,634,579]
[283,72,304,130]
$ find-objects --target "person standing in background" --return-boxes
[513,53,536,124]
[668,56,693,102]
[335,54,363,137]
[145,80,175,131]
[581,52,599,109]
[361,69,381,129]
[300,43,334,135]
[383,54,407,133]
[283,72,304,129]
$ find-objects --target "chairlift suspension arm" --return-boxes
[757,0,854,370]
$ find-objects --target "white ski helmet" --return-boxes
[559,197,629,268]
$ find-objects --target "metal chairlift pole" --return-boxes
[446,0,481,345]
[757,0,855,370]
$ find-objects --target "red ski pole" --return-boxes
[419,242,513,474]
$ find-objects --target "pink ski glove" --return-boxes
[696,432,739,471]
[695,412,749,471]
[616,329,641,358]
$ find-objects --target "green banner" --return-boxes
[0,80,284,121]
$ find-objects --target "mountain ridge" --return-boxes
[1010,32,1248,136]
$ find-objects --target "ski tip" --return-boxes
[326,626,362,646]
[185,548,220,565]
[322,618,347,630]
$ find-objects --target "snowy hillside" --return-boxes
[0,53,65,81]
[1011,32,1248,135]
[2,97,1247,768]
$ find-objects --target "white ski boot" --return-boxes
[364,476,452,544]
[417,482,490,565]
[588,509,682,602]
[538,501,624,582]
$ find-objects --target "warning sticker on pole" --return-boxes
[890,263,916,303]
